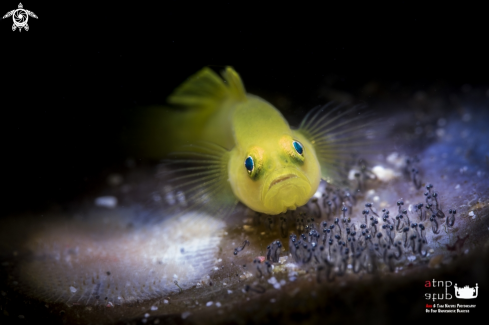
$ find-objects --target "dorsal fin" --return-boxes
[122,67,247,158]
[167,66,246,110]
[221,66,247,101]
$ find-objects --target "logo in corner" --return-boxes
[455,283,479,299]
[3,3,38,32]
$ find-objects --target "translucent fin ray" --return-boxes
[296,103,377,182]
[158,142,238,219]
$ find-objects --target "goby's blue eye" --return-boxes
[292,141,304,155]
[244,156,254,174]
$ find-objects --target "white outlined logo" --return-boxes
[455,283,479,299]
[3,3,38,32]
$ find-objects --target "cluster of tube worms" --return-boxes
[246,181,457,282]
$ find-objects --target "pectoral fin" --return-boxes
[159,142,239,218]
[296,103,378,183]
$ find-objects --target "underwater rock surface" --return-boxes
[1,90,488,325]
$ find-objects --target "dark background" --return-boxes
[1,3,487,218]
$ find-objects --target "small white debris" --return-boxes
[213,266,219,271]
[386,152,406,168]
[348,169,360,180]
[215,302,221,307]
[144,313,150,318]
[268,276,281,289]
[206,301,213,307]
[163,299,169,304]
[270,298,276,303]
[240,271,253,280]
[407,256,416,262]
[279,256,288,264]
[469,211,476,219]
[455,184,460,190]
[313,190,322,199]
[94,196,117,208]
[227,290,233,294]
[372,165,399,182]
[289,276,297,281]
[181,311,191,319]
[464,249,470,254]
[436,129,445,137]
[150,305,158,311]
[460,166,468,174]
[373,195,380,202]
[69,286,77,293]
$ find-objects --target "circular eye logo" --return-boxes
[3,3,38,32]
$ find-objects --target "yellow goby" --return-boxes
[158,67,368,216]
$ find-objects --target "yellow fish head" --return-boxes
[229,132,321,215]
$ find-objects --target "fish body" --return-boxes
[159,67,367,215]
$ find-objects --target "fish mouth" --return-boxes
[262,170,312,215]
[268,174,297,190]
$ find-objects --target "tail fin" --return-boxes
[122,67,246,158]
